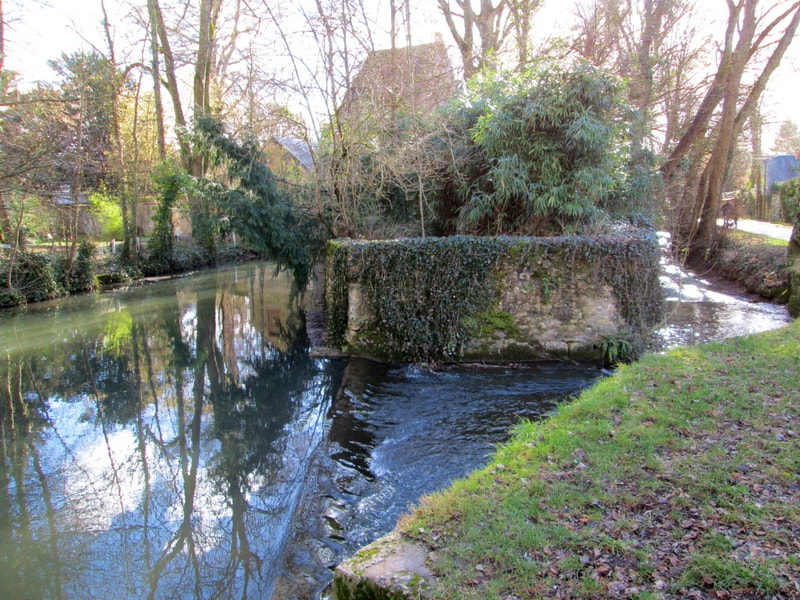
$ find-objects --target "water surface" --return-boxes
[0,262,603,599]
[652,235,792,349]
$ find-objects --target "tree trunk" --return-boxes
[0,0,4,73]
[0,0,11,243]
[101,0,137,265]
[149,0,190,170]
[438,0,476,79]
[191,1,212,179]
[147,0,167,161]
[694,1,800,253]
[666,0,800,260]
[750,111,765,220]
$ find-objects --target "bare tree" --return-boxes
[145,1,166,161]
[100,0,138,263]
[437,0,512,78]
[257,0,382,236]
[147,0,191,170]
[0,0,14,241]
[509,0,542,68]
[665,0,800,258]
[771,119,800,155]
[0,0,5,74]
[571,0,700,129]
[434,0,543,77]
[749,108,767,220]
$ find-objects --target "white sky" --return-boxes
[4,0,799,147]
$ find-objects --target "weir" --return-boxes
[324,227,664,363]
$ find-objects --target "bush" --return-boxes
[0,251,61,306]
[90,189,125,240]
[55,241,98,294]
[431,62,655,236]
[141,240,212,276]
[776,178,800,224]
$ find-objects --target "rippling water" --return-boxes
[652,233,792,349]
[0,257,790,599]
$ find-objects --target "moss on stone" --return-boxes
[332,573,414,600]
[465,309,521,339]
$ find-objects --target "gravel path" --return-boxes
[729,219,793,241]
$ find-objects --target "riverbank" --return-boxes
[0,241,266,309]
[708,228,790,302]
[336,319,799,599]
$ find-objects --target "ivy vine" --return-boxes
[326,227,663,362]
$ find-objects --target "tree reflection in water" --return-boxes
[0,264,342,599]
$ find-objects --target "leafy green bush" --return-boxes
[0,251,61,306]
[432,62,654,236]
[776,178,800,224]
[55,241,97,294]
[90,189,125,240]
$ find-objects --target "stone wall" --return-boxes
[324,228,663,363]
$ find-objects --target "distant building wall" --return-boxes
[762,154,800,220]
[763,154,800,190]
[172,208,192,239]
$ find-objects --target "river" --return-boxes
[0,258,790,599]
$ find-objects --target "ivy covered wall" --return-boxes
[324,228,663,363]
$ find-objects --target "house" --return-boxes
[51,184,157,237]
[338,38,458,129]
[271,136,316,171]
[763,153,800,191]
[761,154,800,220]
[50,184,97,236]
[264,136,317,184]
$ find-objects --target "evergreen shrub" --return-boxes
[0,251,61,306]
[432,62,655,236]
[776,178,800,224]
[55,241,98,294]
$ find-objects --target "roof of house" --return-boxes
[272,136,317,171]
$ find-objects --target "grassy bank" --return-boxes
[401,319,799,599]
[711,230,789,301]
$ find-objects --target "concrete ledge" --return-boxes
[332,531,436,600]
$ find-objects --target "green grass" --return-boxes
[727,228,789,248]
[400,319,800,599]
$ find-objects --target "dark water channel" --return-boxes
[0,258,790,599]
